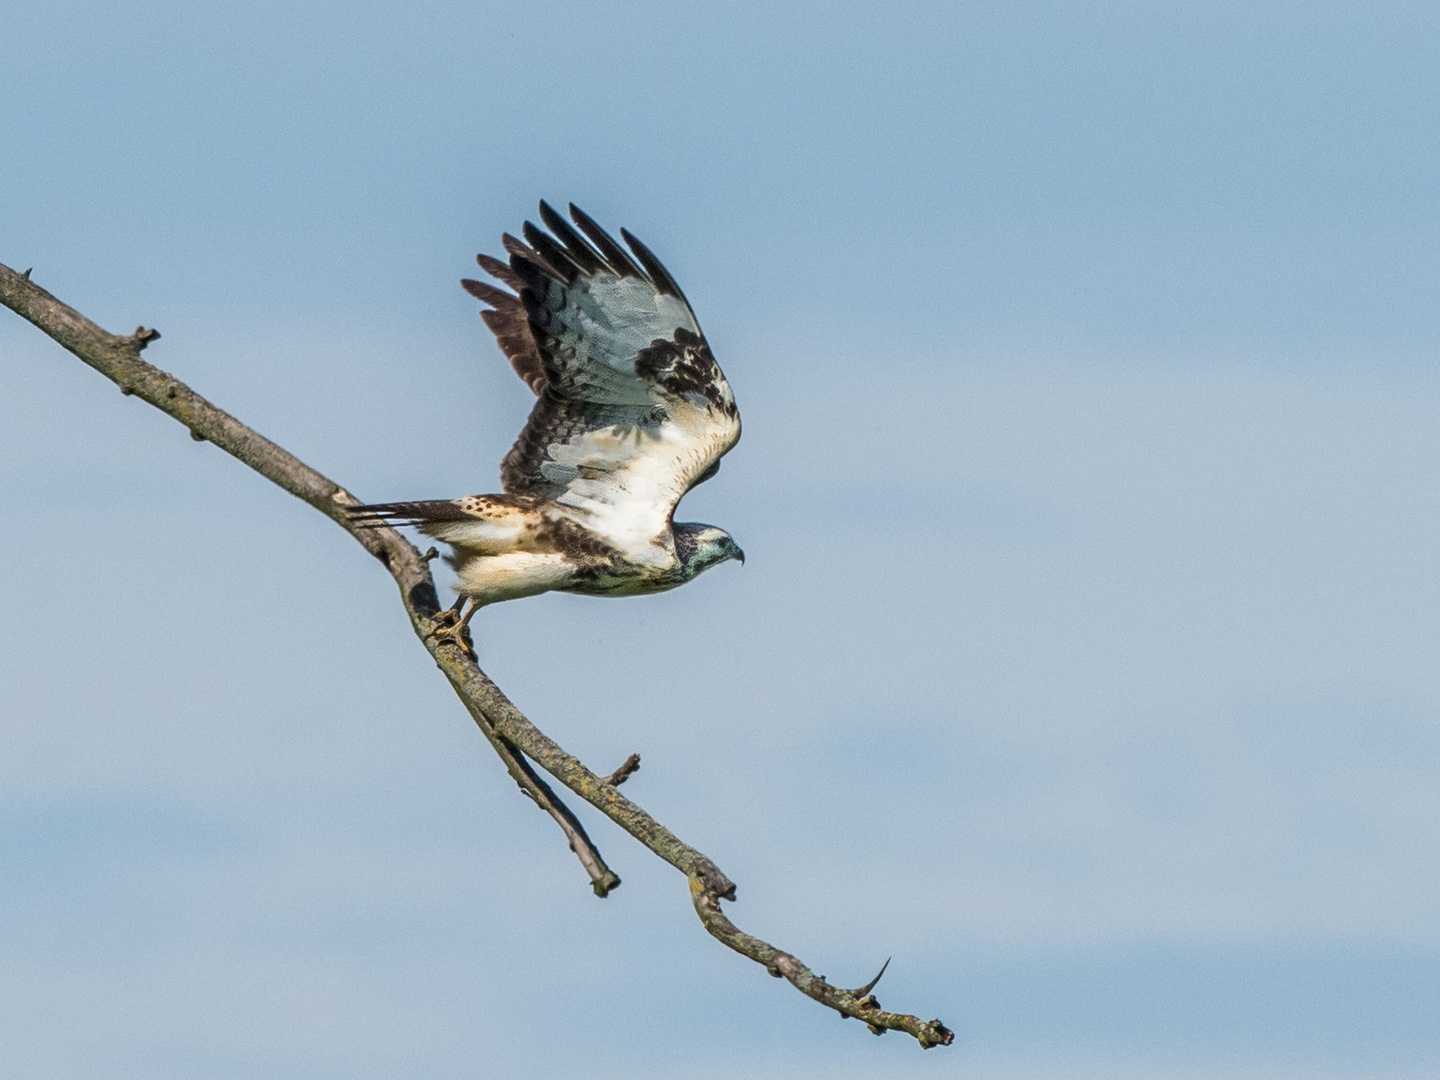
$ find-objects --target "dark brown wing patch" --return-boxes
[635,327,736,415]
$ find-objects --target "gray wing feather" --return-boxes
[467,204,740,523]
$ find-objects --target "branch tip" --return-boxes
[127,325,161,350]
[591,869,621,898]
[21,268,32,280]
[920,1020,955,1048]
[604,752,641,786]
[696,862,737,902]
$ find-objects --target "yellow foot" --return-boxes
[426,605,476,658]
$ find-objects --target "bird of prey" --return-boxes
[352,202,744,650]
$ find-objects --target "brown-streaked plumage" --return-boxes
[351,203,744,651]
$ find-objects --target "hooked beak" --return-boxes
[733,545,746,566]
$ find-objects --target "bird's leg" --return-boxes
[454,597,481,655]
[434,593,467,627]
[426,595,475,655]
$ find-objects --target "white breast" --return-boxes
[454,551,578,605]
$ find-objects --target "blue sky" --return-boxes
[3,2,1439,1076]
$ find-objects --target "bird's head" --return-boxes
[674,523,745,579]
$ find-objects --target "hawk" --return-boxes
[352,202,744,650]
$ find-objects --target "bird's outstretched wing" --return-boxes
[462,202,740,552]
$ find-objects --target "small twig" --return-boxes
[462,701,620,897]
[851,957,891,998]
[604,752,641,787]
[0,258,952,1048]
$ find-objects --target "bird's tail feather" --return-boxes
[347,501,476,528]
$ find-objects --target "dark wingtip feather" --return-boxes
[568,203,643,277]
[522,220,581,283]
[620,227,686,300]
[480,306,548,394]
[539,200,605,274]
[466,257,547,395]
[501,232,535,262]
[504,231,567,284]
[476,252,521,289]
[462,277,515,307]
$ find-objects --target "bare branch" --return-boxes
[0,259,953,1048]
[0,261,620,898]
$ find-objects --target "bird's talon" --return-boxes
[426,605,477,658]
